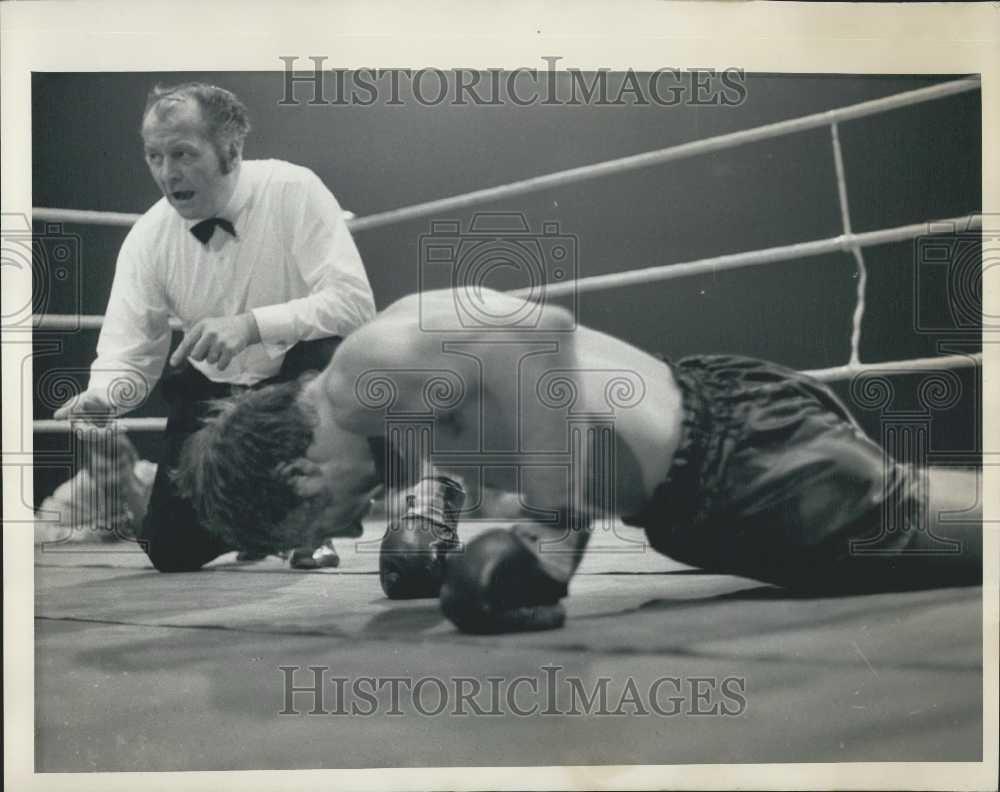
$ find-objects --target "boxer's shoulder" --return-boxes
[383,289,575,334]
[334,309,429,373]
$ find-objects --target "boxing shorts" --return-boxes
[621,355,945,592]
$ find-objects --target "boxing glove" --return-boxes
[439,527,569,634]
[379,477,464,599]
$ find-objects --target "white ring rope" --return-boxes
[31,212,979,333]
[347,77,979,232]
[36,315,183,331]
[32,213,982,329]
[34,77,978,236]
[28,76,984,433]
[830,122,868,366]
[31,76,980,330]
[803,352,982,383]
[514,214,981,299]
[32,208,142,227]
[32,352,983,434]
[34,417,168,433]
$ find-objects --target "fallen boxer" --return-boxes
[176,288,983,633]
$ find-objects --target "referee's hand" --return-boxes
[170,313,261,371]
[53,391,114,421]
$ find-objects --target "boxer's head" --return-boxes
[175,377,377,555]
[141,83,250,220]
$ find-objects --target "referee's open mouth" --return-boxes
[172,190,195,203]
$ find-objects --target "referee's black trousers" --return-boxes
[138,337,342,572]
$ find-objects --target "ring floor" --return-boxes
[34,520,982,771]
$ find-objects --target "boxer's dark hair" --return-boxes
[174,380,319,554]
[142,82,251,173]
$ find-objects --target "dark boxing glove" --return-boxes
[440,527,569,634]
[379,477,464,599]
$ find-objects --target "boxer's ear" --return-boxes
[276,458,326,498]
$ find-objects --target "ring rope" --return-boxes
[511,213,980,299]
[34,416,168,434]
[33,76,978,236]
[36,315,182,331]
[28,76,983,433]
[32,76,979,329]
[803,352,982,383]
[31,352,983,434]
[830,122,868,366]
[31,77,981,331]
[32,208,142,227]
[31,212,982,331]
[346,77,979,232]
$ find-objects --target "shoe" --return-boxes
[236,549,270,562]
[289,539,340,569]
[344,520,364,538]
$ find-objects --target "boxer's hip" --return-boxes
[622,355,919,588]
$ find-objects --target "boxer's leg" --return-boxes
[721,425,983,593]
[635,356,982,593]
[873,465,983,586]
[924,467,982,560]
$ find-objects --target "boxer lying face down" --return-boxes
[176,288,983,633]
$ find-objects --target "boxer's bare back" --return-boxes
[312,289,683,525]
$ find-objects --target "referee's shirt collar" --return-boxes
[184,162,253,233]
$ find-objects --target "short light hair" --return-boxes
[174,380,321,554]
[142,82,251,172]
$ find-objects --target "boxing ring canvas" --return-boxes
[13,56,992,784]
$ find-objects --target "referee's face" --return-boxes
[142,100,238,221]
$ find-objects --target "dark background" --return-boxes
[30,71,982,502]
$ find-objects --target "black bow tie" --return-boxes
[190,217,237,245]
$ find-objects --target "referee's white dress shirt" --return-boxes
[88,159,375,408]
